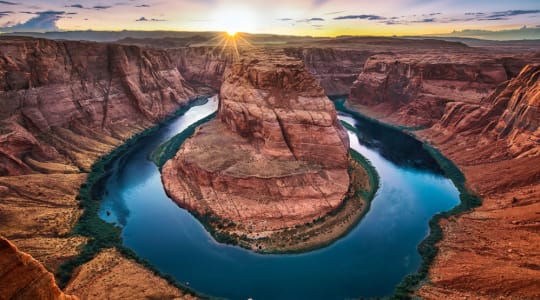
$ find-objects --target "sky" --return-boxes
[0,0,539,37]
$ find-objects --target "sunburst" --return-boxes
[205,31,255,61]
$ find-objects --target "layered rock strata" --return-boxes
[348,53,535,128]
[0,37,214,298]
[349,62,540,299]
[162,50,351,239]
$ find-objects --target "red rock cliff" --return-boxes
[348,53,534,127]
[0,37,201,176]
[162,50,350,235]
[414,64,540,299]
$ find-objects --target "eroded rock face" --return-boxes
[348,54,529,127]
[284,47,371,96]
[0,237,78,300]
[162,50,350,234]
[410,64,540,299]
[0,37,199,176]
[0,37,225,298]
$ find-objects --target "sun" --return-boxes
[213,6,257,35]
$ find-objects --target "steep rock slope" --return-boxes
[0,236,78,300]
[0,37,213,298]
[162,50,350,238]
[411,64,540,299]
[0,36,197,175]
[284,47,371,96]
[348,53,534,127]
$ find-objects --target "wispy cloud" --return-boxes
[136,4,151,8]
[65,4,84,9]
[136,17,166,22]
[0,1,18,5]
[93,5,111,10]
[488,9,540,18]
[0,10,13,17]
[334,14,385,21]
[297,17,325,23]
[325,10,345,15]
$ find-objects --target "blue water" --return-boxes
[98,97,460,300]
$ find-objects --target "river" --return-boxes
[98,96,459,299]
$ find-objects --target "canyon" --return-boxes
[348,54,540,298]
[0,34,539,299]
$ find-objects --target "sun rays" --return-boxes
[206,31,255,61]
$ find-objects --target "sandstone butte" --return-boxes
[161,50,356,249]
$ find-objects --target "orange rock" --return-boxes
[162,50,350,234]
[0,236,78,300]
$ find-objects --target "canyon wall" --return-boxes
[284,47,371,96]
[162,50,351,237]
[0,37,223,298]
[348,56,540,298]
[348,53,534,127]
[416,63,540,299]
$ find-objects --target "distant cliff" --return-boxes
[348,53,534,127]
[284,47,371,96]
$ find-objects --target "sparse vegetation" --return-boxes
[55,98,214,299]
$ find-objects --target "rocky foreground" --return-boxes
[161,50,369,251]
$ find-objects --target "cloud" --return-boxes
[465,12,485,16]
[488,9,540,18]
[136,16,166,22]
[0,1,18,5]
[325,10,345,15]
[277,18,293,21]
[413,18,435,23]
[334,14,385,21]
[312,0,328,6]
[0,11,13,17]
[0,11,64,32]
[66,4,84,9]
[136,4,151,7]
[297,17,325,23]
[93,5,111,10]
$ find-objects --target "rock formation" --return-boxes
[0,37,224,298]
[284,47,371,96]
[0,236,78,300]
[414,64,540,299]
[162,50,351,238]
[348,53,535,127]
